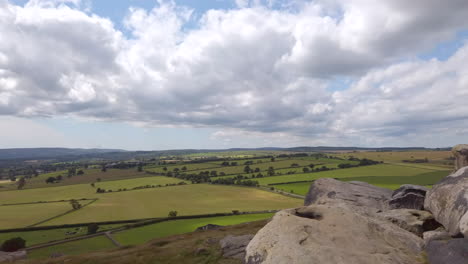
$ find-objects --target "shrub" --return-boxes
[1,237,26,252]
[87,223,99,234]
[168,211,178,217]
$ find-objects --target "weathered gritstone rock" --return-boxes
[426,238,468,264]
[220,234,254,260]
[245,205,424,264]
[424,166,468,236]
[304,178,392,210]
[389,185,428,210]
[452,144,468,171]
[377,209,440,236]
[422,229,451,246]
[0,251,27,262]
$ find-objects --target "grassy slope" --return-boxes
[28,236,116,259]
[114,213,274,245]
[0,202,72,229]
[24,220,269,264]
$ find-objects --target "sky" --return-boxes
[0,0,467,150]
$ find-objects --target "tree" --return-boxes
[244,165,251,174]
[302,167,310,173]
[163,167,167,171]
[77,170,84,175]
[168,211,178,217]
[271,157,275,162]
[17,177,26,190]
[87,223,99,234]
[101,165,107,172]
[181,166,187,171]
[70,199,81,210]
[45,177,56,184]
[267,167,275,176]
[137,164,143,172]
[97,178,102,182]
[56,175,63,181]
[308,164,315,169]
[1,237,26,252]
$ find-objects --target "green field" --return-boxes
[28,236,116,259]
[253,164,435,185]
[0,202,72,229]
[271,169,451,195]
[95,176,189,191]
[0,175,299,227]
[41,184,299,225]
[114,213,274,246]
[0,224,121,247]
[0,169,153,191]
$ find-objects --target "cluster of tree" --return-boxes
[402,158,429,163]
[168,211,178,217]
[221,161,239,166]
[338,158,381,169]
[95,182,187,193]
[70,199,82,210]
[210,177,259,187]
[45,175,63,184]
[1,237,26,252]
[87,223,99,234]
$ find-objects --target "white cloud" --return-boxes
[0,0,467,147]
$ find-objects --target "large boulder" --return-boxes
[452,144,468,170]
[426,238,468,264]
[389,185,428,210]
[304,178,392,210]
[220,234,254,260]
[245,205,424,264]
[424,166,468,236]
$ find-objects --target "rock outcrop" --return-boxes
[424,166,468,236]
[246,178,426,264]
[220,234,254,260]
[426,238,468,264]
[452,144,468,170]
[0,251,27,262]
[246,205,424,264]
[389,184,428,210]
[377,209,440,236]
[304,178,392,210]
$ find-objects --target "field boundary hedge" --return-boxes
[0,198,96,207]
[27,199,98,227]
[0,210,278,234]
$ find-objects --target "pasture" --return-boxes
[0,202,72,229]
[253,164,435,185]
[114,213,274,246]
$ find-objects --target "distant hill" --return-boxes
[0,148,126,160]
[0,146,450,163]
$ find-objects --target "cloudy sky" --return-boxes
[0,0,467,150]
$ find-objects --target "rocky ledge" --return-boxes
[244,145,468,264]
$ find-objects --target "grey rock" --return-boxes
[377,209,441,236]
[453,144,468,171]
[304,178,392,210]
[424,166,468,236]
[426,238,468,264]
[0,251,27,262]
[389,184,428,210]
[246,205,424,264]
[220,234,254,260]
[423,229,451,246]
[195,224,223,231]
